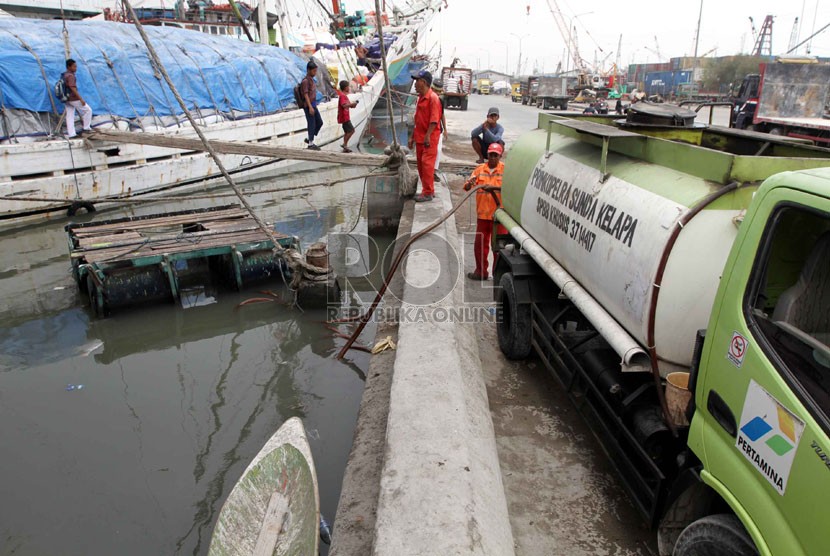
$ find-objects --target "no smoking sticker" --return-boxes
[727,331,750,368]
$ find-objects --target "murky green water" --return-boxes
[0,160,386,555]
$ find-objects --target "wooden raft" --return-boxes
[67,205,299,316]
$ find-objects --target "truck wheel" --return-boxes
[497,273,532,360]
[673,515,758,556]
[460,97,468,111]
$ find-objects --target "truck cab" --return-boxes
[687,171,830,555]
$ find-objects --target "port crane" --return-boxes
[544,0,601,88]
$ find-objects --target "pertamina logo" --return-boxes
[736,380,805,495]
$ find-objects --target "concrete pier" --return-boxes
[331,94,655,556]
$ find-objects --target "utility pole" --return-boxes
[511,33,528,78]
[274,0,290,49]
[257,0,268,45]
[693,0,703,58]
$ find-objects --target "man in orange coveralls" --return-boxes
[463,143,506,280]
[407,69,441,202]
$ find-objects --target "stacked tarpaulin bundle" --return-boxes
[365,33,397,59]
[0,18,320,142]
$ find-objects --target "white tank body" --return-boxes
[512,144,751,375]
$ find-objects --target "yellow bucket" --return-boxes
[665,372,692,427]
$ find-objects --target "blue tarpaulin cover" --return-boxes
[0,18,316,118]
[365,33,397,59]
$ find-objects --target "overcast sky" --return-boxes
[423,0,830,74]
[130,0,830,74]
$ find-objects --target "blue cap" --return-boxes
[411,69,432,86]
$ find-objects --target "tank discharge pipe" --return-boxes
[494,208,651,374]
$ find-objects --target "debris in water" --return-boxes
[65,384,85,391]
[236,297,276,308]
[53,286,67,290]
[320,515,332,545]
[371,336,397,354]
[77,340,103,357]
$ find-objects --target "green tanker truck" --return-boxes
[494,103,830,555]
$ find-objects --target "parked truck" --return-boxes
[535,76,569,110]
[477,78,491,95]
[494,105,830,555]
[440,66,472,111]
[521,76,539,106]
[732,59,830,144]
[511,82,523,103]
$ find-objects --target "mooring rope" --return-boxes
[0,170,395,207]
[335,184,501,359]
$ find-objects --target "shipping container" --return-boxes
[644,69,694,96]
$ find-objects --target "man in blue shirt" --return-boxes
[470,107,504,163]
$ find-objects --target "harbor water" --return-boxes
[0,147,392,554]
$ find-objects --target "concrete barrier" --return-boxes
[372,183,515,555]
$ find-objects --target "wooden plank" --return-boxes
[71,208,249,236]
[73,223,278,255]
[92,129,384,167]
[90,129,477,175]
[79,228,285,263]
[76,231,144,248]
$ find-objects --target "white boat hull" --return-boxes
[0,0,443,228]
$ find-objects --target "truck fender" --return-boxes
[657,468,718,556]
[493,247,559,305]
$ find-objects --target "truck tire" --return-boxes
[497,272,532,360]
[68,200,96,217]
[673,515,758,556]
[461,97,468,111]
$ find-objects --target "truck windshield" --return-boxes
[747,205,830,421]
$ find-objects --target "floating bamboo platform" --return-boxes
[67,205,300,316]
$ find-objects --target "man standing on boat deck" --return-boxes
[63,59,92,139]
[337,80,358,153]
[407,69,441,202]
[301,60,323,150]
[470,107,504,164]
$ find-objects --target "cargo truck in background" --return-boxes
[494,105,830,555]
[731,59,830,144]
[521,77,539,106]
[440,66,472,111]
[535,76,568,110]
[511,82,523,102]
[477,78,491,95]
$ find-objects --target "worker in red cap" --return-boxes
[463,142,505,280]
[408,69,442,202]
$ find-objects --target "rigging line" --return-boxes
[59,0,70,59]
[3,31,59,116]
[374,0,399,149]
[46,27,117,133]
[135,27,183,128]
[65,138,82,199]
[195,41,257,117]
[121,0,289,254]
[153,35,211,125]
[93,45,145,130]
[171,43,223,119]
